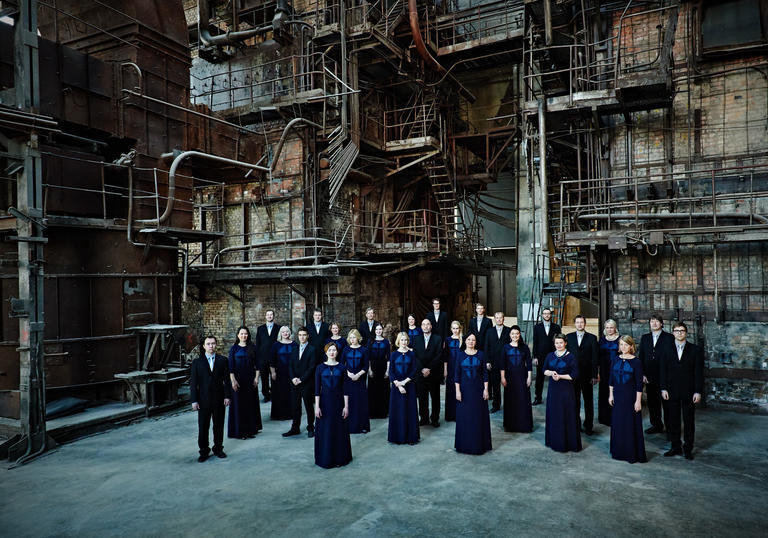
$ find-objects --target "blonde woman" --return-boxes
[608,335,647,463]
[269,326,296,421]
[387,332,419,444]
[443,320,464,422]
[342,329,370,433]
[598,319,620,427]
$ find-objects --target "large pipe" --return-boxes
[407,0,476,102]
[538,100,549,255]
[140,117,321,226]
[575,212,768,224]
[198,0,272,47]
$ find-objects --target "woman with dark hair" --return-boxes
[443,321,464,422]
[314,342,352,468]
[269,326,296,421]
[387,332,419,444]
[227,326,262,438]
[342,329,370,433]
[500,325,533,433]
[543,334,582,452]
[368,323,391,418]
[454,333,492,455]
[609,335,647,463]
[325,322,347,354]
[404,314,422,345]
[598,319,620,426]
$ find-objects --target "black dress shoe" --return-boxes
[645,426,663,434]
[213,451,227,459]
[262,396,271,403]
[307,430,315,438]
[490,406,500,413]
[585,429,594,436]
[684,452,694,460]
[431,421,440,428]
[532,398,542,406]
[282,429,301,437]
[419,419,430,426]
[197,454,209,463]
[664,448,682,457]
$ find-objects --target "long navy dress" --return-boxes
[325,336,347,355]
[598,336,620,426]
[388,350,420,444]
[314,362,352,468]
[368,338,391,418]
[227,343,262,438]
[454,351,492,455]
[544,351,582,452]
[342,345,370,433]
[501,343,534,433]
[444,337,463,422]
[609,356,647,463]
[269,341,296,420]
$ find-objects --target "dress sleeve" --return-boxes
[315,365,322,397]
[454,351,462,383]
[362,347,370,372]
[405,351,418,380]
[609,357,616,388]
[480,352,488,383]
[633,358,644,392]
[569,353,579,381]
[228,345,236,372]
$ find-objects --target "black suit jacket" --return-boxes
[426,310,451,342]
[289,343,318,389]
[484,325,511,369]
[255,323,280,369]
[566,332,599,379]
[412,333,444,380]
[638,331,675,384]
[532,322,561,359]
[307,322,330,358]
[466,316,492,351]
[358,319,378,346]
[190,354,232,408]
[660,341,704,400]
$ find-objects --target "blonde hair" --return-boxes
[395,331,410,349]
[347,328,363,343]
[279,325,292,339]
[450,320,463,347]
[619,334,636,355]
[603,318,618,336]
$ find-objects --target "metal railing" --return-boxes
[356,208,450,250]
[383,100,440,142]
[433,0,524,50]
[190,52,341,111]
[555,163,768,243]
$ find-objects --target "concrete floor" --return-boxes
[1,388,766,538]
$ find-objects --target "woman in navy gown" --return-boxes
[500,325,533,433]
[367,323,391,418]
[544,334,582,452]
[269,326,296,421]
[443,321,464,422]
[404,314,422,346]
[387,332,419,444]
[342,329,370,433]
[314,343,352,468]
[325,322,347,354]
[598,319,620,427]
[227,325,262,438]
[454,334,492,455]
[609,335,647,463]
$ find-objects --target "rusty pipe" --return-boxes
[407,0,476,102]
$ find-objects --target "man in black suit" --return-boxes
[532,307,561,405]
[255,309,279,402]
[483,312,510,413]
[467,303,492,352]
[413,319,443,427]
[566,315,599,435]
[284,327,318,438]
[426,297,450,344]
[307,308,330,363]
[661,321,704,460]
[358,307,377,346]
[638,313,675,434]
[190,335,232,462]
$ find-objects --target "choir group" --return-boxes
[189,302,705,468]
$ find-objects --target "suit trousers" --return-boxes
[534,357,546,400]
[290,384,315,432]
[488,368,501,409]
[197,405,225,455]
[645,379,667,430]
[574,374,594,430]
[417,377,441,423]
[259,360,271,398]
[667,398,695,453]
